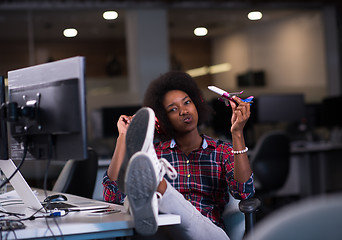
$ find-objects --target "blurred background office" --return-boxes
[1,0,342,224]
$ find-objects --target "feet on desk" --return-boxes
[125,152,159,235]
[121,107,177,236]
[125,151,177,236]
[117,107,156,193]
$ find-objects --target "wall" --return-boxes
[1,9,331,142]
[85,38,212,140]
[210,10,327,103]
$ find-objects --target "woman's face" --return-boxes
[162,90,199,134]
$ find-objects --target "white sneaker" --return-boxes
[125,152,159,236]
[117,107,156,192]
[121,107,177,236]
[125,152,177,236]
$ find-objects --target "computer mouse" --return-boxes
[44,194,68,203]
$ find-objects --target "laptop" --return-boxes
[0,159,109,212]
[41,199,109,211]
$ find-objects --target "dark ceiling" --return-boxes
[0,0,340,41]
[0,0,340,9]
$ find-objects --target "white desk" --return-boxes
[250,141,342,198]
[291,141,342,154]
[291,141,342,196]
[0,189,180,239]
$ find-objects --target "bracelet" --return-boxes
[232,147,248,155]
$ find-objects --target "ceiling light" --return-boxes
[248,11,263,21]
[209,63,232,74]
[103,11,118,20]
[63,28,78,38]
[186,63,232,77]
[194,27,208,37]
[187,66,209,77]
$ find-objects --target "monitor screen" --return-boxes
[91,105,141,139]
[320,96,342,128]
[7,56,88,161]
[257,94,305,123]
[0,76,8,160]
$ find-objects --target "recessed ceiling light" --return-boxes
[194,27,208,37]
[248,11,263,21]
[63,28,78,38]
[186,63,232,77]
[103,11,118,20]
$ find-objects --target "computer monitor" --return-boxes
[0,76,8,160]
[91,105,141,139]
[7,56,88,162]
[320,95,342,128]
[257,94,305,124]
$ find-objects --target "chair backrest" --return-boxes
[244,193,342,240]
[52,148,98,199]
[223,192,245,240]
[251,131,290,192]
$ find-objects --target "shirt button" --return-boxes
[186,160,189,164]
[187,174,190,178]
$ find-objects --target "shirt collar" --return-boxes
[170,139,176,148]
[170,137,208,149]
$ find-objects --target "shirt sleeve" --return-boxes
[102,170,126,204]
[228,173,255,200]
[223,143,255,200]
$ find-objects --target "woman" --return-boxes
[103,71,254,239]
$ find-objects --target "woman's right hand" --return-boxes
[108,115,134,181]
[117,115,133,136]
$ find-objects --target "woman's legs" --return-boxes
[158,181,229,240]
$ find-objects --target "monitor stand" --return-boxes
[0,76,44,211]
[0,159,45,211]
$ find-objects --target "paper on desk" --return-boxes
[0,189,21,199]
[0,190,24,208]
[0,189,38,199]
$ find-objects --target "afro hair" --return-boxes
[143,71,213,140]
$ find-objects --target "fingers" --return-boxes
[120,115,133,125]
[228,99,236,109]
[117,115,133,135]
[232,96,250,119]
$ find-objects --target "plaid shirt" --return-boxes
[103,134,254,228]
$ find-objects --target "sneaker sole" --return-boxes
[117,107,155,192]
[125,152,158,236]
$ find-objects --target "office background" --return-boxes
[1,0,342,223]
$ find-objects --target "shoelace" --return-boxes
[159,158,178,180]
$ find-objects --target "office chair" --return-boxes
[223,193,261,240]
[223,130,289,239]
[53,148,99,199]
[251,130,290,193]
[244,193,342,240]
[249,130,290,218]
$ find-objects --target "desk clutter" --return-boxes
[0,189,120,235]
[0,189,179,239]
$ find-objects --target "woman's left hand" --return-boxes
[229,96,251,134]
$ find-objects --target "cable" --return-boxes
[41,134,64,240]
[0,137,28,239]
[44,216,57,240]
[0,135,67,239]
[18,207,44,221]
[0,138,28,239]
[44,135,57,239]
[0,210,25,218]
[0,137,28,190]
